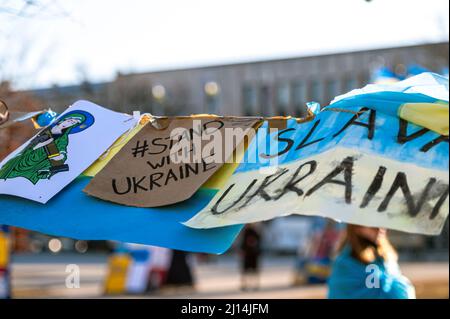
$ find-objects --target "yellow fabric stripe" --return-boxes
[48,153,61,159]
[399,102,449,136]
[203,121,263,189]
[104,254,132,295]
[83,120,147,177]
[202,141,246,190]
[0,233,9,268]
[84,116,259,190]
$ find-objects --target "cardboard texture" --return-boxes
[84,116,260,207]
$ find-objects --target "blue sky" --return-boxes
[1,0,448,89]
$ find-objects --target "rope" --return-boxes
[322,107,367,118]
[0,100,10,125]
[98,113,145,160]
[98,112,162,161]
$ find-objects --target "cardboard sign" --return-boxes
[0,117,248,254]
[0,228,9,269]
[0,110,46,129]
[185,99,449,235]
[0,100,136,203]
[84,116,259,207]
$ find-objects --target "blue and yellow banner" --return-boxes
[185,73,449,235]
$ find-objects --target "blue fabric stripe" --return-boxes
[0,177,242,254]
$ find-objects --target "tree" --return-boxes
[0,82,43,160]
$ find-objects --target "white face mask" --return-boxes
[51,118,81,134]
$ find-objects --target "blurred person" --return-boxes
[164,250,194,290]
[328,224,416,299]
[294,219,341,285]
[0,225,11,299]
[240,224,262,291]
[147,246,172,292]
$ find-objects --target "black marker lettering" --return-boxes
[164,169,179,186]
[333,107,376,140]
[430,186,449,220]
[112,177,132,195]
[149,172,164,190]
[306,156,354,204]
[260,128,295,159]
[274,161,317,199]
[377,173,436,217]
[211,180,258,215]
[149,137,168,155]
[397,119,428,144]
[147,156,167,169]
[133,176,147,193]
[239,168,290,207]
[295,120,325,150]
[420,136,449,152]
[360,166,387,208]
[184,163,199,178]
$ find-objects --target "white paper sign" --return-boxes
[0,100,136,203]
[185,148,449,235]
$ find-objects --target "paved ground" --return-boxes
[9,253,449,299]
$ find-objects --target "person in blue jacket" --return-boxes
[328,224,416,299]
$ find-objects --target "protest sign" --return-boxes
[0,226,9,269]
[0,115,248,253]
[0,100,136,203]
[185,75,449,235]
[0,225,10,299]
[0,108,46,129]
[84,116,259,207]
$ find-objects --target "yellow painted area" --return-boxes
[0,234,10,268]
[399,102,449,136]
[202,121,263,190]
[375,78,399,85]
[48,153,61,159]
[202,144,246,190]
[83,117,149,177]
[104,254,132,295]
[305,263,331,278]
[85,115,261,190]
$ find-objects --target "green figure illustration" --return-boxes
[0,110,94,184]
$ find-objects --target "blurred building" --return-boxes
[0,82,42,160]
[27,41,449,116]
[12,41,450,257]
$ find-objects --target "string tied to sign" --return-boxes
[98,112,155,161]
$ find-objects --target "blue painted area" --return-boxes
[407,65,430,77]
[237,92,448,173]
[330,92,438,116]
[35,110,58,127]
[129,249,151,262]
[371,64,433,82]
[371,66,397,82]
[0,177,242,254]
[0,82,447,253]
[328,246,415,299]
